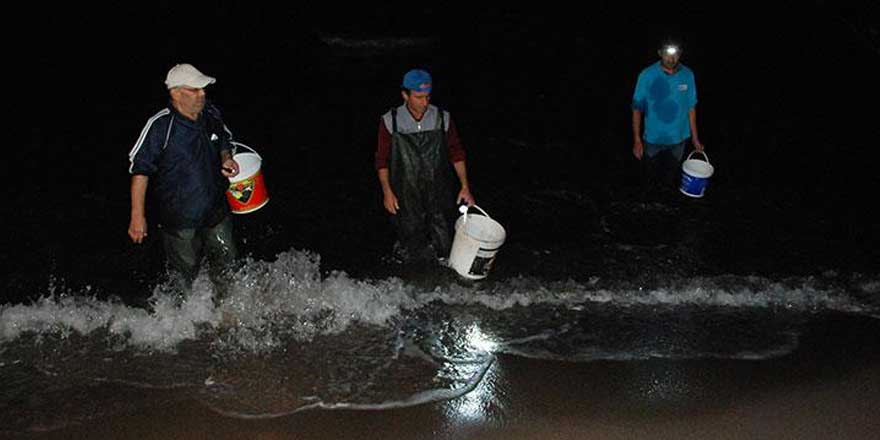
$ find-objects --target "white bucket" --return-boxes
[680,151,714,198]
[448,205,506,280]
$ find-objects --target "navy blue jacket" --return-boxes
[128,102,232,229]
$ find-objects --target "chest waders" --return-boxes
[389,108,457,261]
[159,112,238,304]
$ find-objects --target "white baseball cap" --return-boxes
[164,63,216,89]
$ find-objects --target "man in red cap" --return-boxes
[375,68,475,263]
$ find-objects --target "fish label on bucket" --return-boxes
[229,177,256,204]
[468,246,501,277]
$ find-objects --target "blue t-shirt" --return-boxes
[632,61,697,145]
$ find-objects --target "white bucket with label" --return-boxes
[226,142,269,214]
[680,151,714,198]
[448,205,506,280]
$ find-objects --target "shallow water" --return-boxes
[2,249,878,431]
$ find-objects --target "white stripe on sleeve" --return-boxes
[128,109,170,173]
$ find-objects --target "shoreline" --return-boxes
[13,337,880,440]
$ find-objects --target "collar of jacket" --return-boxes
[166,99,209,129]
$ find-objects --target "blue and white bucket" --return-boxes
[679,151,714,198]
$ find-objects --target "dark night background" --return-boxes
[2,3,879,304]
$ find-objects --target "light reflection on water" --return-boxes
[465,323,499,353]
[442,361,502,428]
[440,323,507,429]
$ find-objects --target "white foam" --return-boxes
[1,250,878,350]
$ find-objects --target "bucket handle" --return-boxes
[685,150,710,164]
[460,204,493,219]
[231,141,261,160]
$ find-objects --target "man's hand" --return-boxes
[129,175,149,244]
[457,187,475,207]
[221,158,240,178]
[383,190,399,214]
[692,138,705,152]
[128,215,148,243]
[633,139,644,160]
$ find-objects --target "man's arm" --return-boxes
[688,108,704,152]
[129,175,149,243]
[375,118,399,214]
[377,168,398,214]
[631,70,648,160]
[206,103,240,177]
[452,161,474,206]
[444,117,473,205]
[632,109,644,160]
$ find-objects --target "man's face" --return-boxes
[171,86,206,116]
[402,90,430,115]
[659,47,681,71]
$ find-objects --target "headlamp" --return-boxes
[663,45,679,56]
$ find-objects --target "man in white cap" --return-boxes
[127,63,241,303]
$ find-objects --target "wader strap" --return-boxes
[391,107,397,134]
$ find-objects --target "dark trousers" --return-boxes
[644,141,686,193]
[161,216,238,300]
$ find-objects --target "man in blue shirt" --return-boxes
[127,63,241,302]
[632,40,705,194]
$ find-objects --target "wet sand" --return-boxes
[15,326,880,440]
[14,361,880,440]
